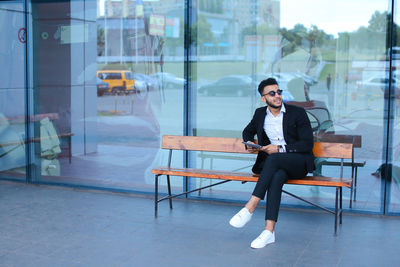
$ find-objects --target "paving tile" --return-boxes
[1,180,400,267]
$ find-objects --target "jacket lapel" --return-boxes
[282,104,288,138]
[259,106,268,145]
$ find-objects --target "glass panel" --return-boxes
[31,0,184,192]
[191,0,390,212]
[388,1,400,213]
[0,1,27,181]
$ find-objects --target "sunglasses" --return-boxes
[263,89,283,97]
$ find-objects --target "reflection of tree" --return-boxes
[369,11,389,33]
[341,11,399,58]
[191,15,216,46]
[199,0,223,14]
[278,24,331,74]
[97,24,105,56]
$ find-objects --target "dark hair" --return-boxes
[258,78,279,95]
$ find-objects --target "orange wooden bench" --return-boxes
[152,135,352,235]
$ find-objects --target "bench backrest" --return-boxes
[161,135,353,159]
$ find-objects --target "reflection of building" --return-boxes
[229,0,280,28]
[98,0,280,59]
[197,0,280,56]
[98,0,182,63]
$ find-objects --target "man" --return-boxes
[229,78,314,249]
[326,73,331,90]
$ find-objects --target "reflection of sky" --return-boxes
[281,0,388,36]
[98,0,388,36]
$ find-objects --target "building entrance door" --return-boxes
[0,0,28,180]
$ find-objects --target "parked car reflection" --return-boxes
[198,75,253,97]
[96,77,109,97]
[198,74,294,101]
[132,73,159,92]
[97,70,135,94]
[355,74,396,96]
[291,72,318,86]
[253,73,294,101]
[150,72,185,89]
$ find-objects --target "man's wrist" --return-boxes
[277,145,285,153]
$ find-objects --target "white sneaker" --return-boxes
[229,207,252,228]
[250,230,275,249]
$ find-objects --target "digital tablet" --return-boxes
[242,141,262,149]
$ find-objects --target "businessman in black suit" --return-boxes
[229,78,314,249]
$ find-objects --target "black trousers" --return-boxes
[252,153,308,221]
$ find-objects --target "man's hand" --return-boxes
[245,141,259,153]
[260,144,279,155]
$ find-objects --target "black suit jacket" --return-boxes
[243,104,315,174]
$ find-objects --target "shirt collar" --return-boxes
[266,104,286,115]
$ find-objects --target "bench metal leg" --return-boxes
[354,167,358,201]
[167,175,173,210]
[340,187,343,224]
[334,187,338,235]
[155,174,159,218]
[350,165,354,208]
[68,136,72,164]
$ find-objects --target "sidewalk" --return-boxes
[0,180,399,267]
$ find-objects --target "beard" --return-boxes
[266,98,282,109]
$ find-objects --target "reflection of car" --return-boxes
[198,75,253,97]
[96,77,109,96]
[355,75,397,95]
[97,70,135,94]
[255,73,292,90]
[388,46,400,60]
[254,73,294,102]
[291,72,318,86]
[133,73,159,91]
[150,72,185,89]
[347,70,362,82]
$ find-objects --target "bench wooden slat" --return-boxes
[162,135,247,153]
[313,142,352,159]
[0,133,74,148]
[152,167,352,187]
[152,166,258,181]
[161,135,353,159]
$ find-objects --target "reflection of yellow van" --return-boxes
[97,70,135,94]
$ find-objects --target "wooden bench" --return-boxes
[152,135,352,235]
[192,129,365,207]
[1,113,74,163]
[316,133,364,208]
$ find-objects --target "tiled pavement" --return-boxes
[0,180,399,267]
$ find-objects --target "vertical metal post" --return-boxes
[382,0,396,215]
[183,0,195,198]
[24,0,31,183]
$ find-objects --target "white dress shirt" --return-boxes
[263,105,287,152]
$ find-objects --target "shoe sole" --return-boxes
[251,240,275,249]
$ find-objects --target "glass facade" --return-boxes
[0,0,27,181]
[1,0,399,216]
